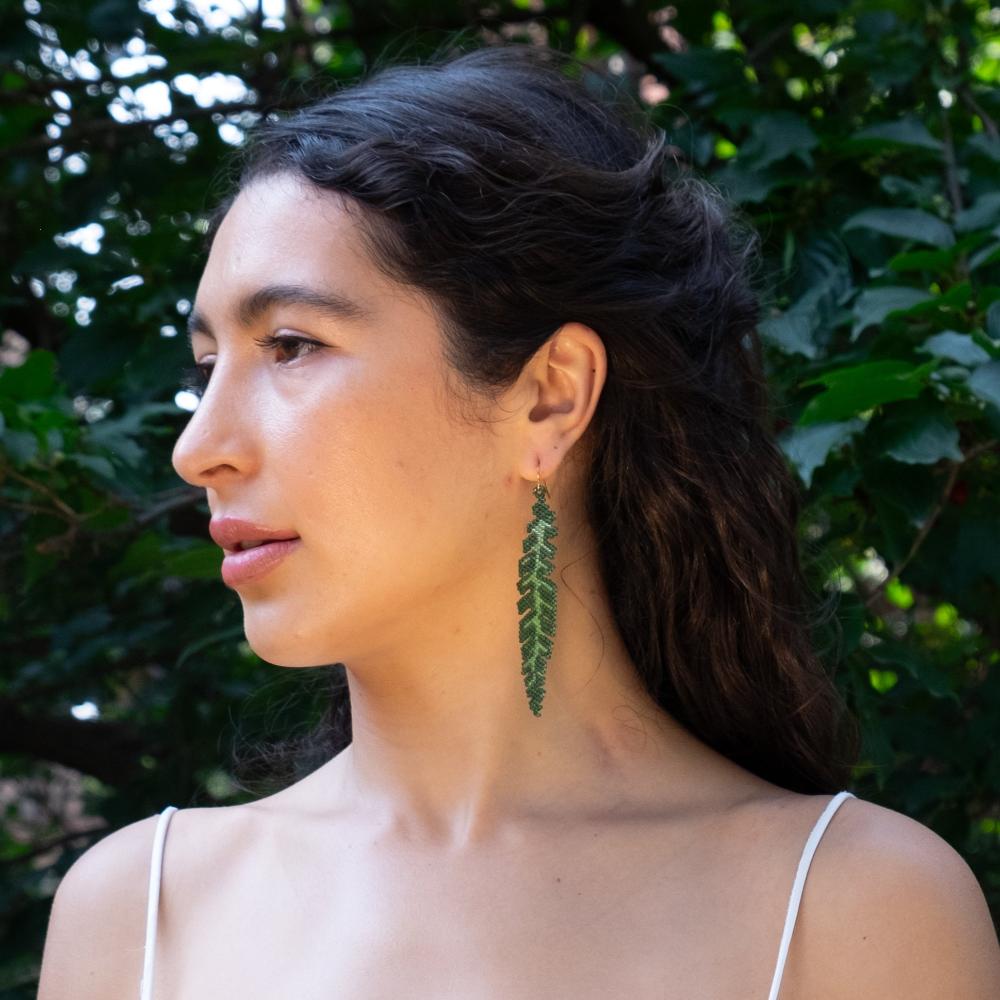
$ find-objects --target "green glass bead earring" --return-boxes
[516,462,559,717]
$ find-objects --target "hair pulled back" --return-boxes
[211,41,860,796]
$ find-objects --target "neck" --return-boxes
[310,520,736,849]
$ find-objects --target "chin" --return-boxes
[238,630,314,669]
[249,645,330,670]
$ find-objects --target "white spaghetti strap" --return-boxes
[139,806,179,1000]
[765,790,856,1000]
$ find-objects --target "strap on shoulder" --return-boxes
[765,790,856,1000]
[139,806,180,1000]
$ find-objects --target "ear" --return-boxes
[518,322,606,482]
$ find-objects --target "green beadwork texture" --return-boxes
[516,481,559,716]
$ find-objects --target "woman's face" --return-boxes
[172,173,519,669]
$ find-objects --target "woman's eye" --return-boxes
[177,334,325,398]
[251,333,326,364]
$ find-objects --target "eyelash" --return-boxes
[178,334,325,398]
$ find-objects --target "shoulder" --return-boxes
[785,794,1000,1000]
[37,804,246,1000]
[37,811,166,1000]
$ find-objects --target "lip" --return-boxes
[221,537,301,587]
[209,517,300,553]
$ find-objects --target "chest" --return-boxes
[153,811,803,1000]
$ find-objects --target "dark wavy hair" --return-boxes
[202,40,860,798]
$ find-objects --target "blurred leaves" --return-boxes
[652,0,1000,932]
[2,0,1000,994]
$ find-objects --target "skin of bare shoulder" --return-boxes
[36,812,164,1000]
[773,796,1000,1000]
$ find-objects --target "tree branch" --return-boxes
[863,439,998,611]
[958,85,999,141]
[0,697,147,786]
[0,99,282,160]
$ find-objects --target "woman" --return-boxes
[38,42,1000,1000]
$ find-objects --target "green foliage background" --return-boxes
[2,0,999,993]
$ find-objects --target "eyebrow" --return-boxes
[187,282,373,346]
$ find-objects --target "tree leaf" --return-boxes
[870,643,959,704]
[987,301,1000,340]
[884,413,964,464]
[798,359,937,424]
[955,191,1000,233]
[966,133,1000,162]
[968,360,1000,411]
[758,313,817,359]
[0,350,58,402]
[163,543,224,580]
[737,111,820,170]
[969,240,1000,271]
[843,207,954,248]
[651,48,745,93]
[849,116,944,152]
[851,286,934,340]
[917,331,992,367]
[712,162,788,204]
[778,419,865,487]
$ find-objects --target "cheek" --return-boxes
[270,365,457,541]
[364,392,458,532]
[270,341,501,568]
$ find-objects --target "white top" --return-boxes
[138,790,857,999]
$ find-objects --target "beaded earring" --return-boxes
[517,462,559,716]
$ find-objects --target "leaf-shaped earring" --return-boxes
[517,462,558,717]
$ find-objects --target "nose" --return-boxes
[171,367,257,488]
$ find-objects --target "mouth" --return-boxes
[224,537,300,555]
[209,517,301,555]
[220,536,302,587]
